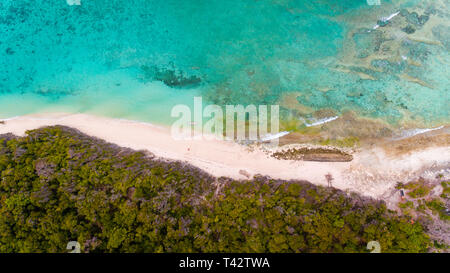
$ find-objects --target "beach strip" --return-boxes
[0,112,448,202]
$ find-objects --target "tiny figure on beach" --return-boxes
[400,189,405,201]
[445,208,450,216]
[325,173,333,187]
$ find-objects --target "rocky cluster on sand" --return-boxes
[271,147,353,162]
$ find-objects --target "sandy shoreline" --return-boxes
[1,112,449,205]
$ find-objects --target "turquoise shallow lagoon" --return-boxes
[0,0,448,137]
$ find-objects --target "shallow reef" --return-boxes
[0,0,448,137]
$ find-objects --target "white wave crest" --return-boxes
[301,116,339,127]
[260,131,290,142]
[66,0,81,6]
[372,11,400,30]
[396,126,444,139]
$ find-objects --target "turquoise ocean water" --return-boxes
[0,0,448,136]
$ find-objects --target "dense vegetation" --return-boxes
[0,126,430,253]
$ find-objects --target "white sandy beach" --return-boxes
[1,113,449,206]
